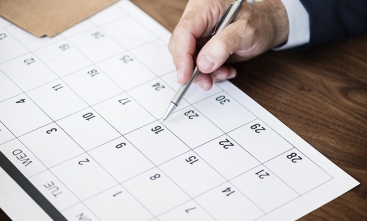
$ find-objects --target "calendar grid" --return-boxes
[1,13,161,220]
[253,177,333,221]
[217,85,335,181]
[6,8,234,218]
[32,19,221,219]
[0,2,355,221]
[0,104,103,220]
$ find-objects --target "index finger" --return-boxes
[169,2,225,84]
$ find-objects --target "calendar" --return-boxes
[0,1,359,221]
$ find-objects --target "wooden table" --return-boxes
[1,0,366,220]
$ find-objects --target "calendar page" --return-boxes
[0,1,359,221]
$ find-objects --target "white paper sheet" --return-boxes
[0,1,359,220]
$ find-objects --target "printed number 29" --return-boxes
[250,124,266,133]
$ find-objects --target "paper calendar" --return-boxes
[0,1,359,220]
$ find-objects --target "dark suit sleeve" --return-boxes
[296,0,367,50]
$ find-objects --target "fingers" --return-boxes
[169,8,211,85]
[194,65,237,90]
[196,19,256,74]
[211,65,237,83]
[194,72,213,91]
[169,0,231,85]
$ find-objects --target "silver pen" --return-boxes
[163,0,244,122]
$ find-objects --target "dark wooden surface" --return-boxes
[1,0,366,220]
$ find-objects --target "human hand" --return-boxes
[168,0,289,90]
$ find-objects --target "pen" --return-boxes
[163,0,245,122]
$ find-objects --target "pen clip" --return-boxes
[211,3,234,36]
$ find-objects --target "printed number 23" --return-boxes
[184,110,199,119]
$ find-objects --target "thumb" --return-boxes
[196,21,254,73]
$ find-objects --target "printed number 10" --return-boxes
[83,112,95,121]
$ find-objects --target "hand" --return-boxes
[168,0,289,90]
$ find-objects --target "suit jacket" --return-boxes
[298,0,367,49]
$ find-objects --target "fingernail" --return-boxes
[199,55,215,71]
[177,69,183,83]
[196,81,209,91]
[228,71,236,79]
[213,72,227,81]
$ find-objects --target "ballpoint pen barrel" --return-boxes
[171,67,200,106]
[163,0,244,121]
[214,0,244,34]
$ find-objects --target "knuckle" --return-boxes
[213,35,233,54]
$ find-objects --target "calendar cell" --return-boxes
[29,170,79,211]
[89,5,128,26]
[123,167,190,215]
[19,123,84,168]
[103,17,157,50]
[34,40,92,77]
[164,106,223,148]
[62,203,99,221]
[0,94,52,136]
[93,94,155,134]
[84,185,152,221]
[6,25,63,51]
[0,28,28,63]
[62,66,122,105]
[129,79,190,119]
[89,137,155,183]
[62,20,95,38]
[160,151,225,197]
[160,72,222,104]
[51,153,117,201]
[0,53,57,91]
[194,92,257,133]
[125,121,190,165]
[195,135,260,180]
[131,40,175,76]
[98,53,156,90]
[0,71,22,102]
[265,148,332,195]
[27,80,88,121]
[68,28,124,63]
[0,139,46,178]
[57,108,120,151]
[195,182,264,221]
[0,17,10,29]
[158,200,215,221]
[0,121,15,144]
[231,165,298,213]
[228,119,294,163]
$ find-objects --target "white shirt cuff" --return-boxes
[273,0,310,50]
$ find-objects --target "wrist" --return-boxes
[255,0,289,48]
